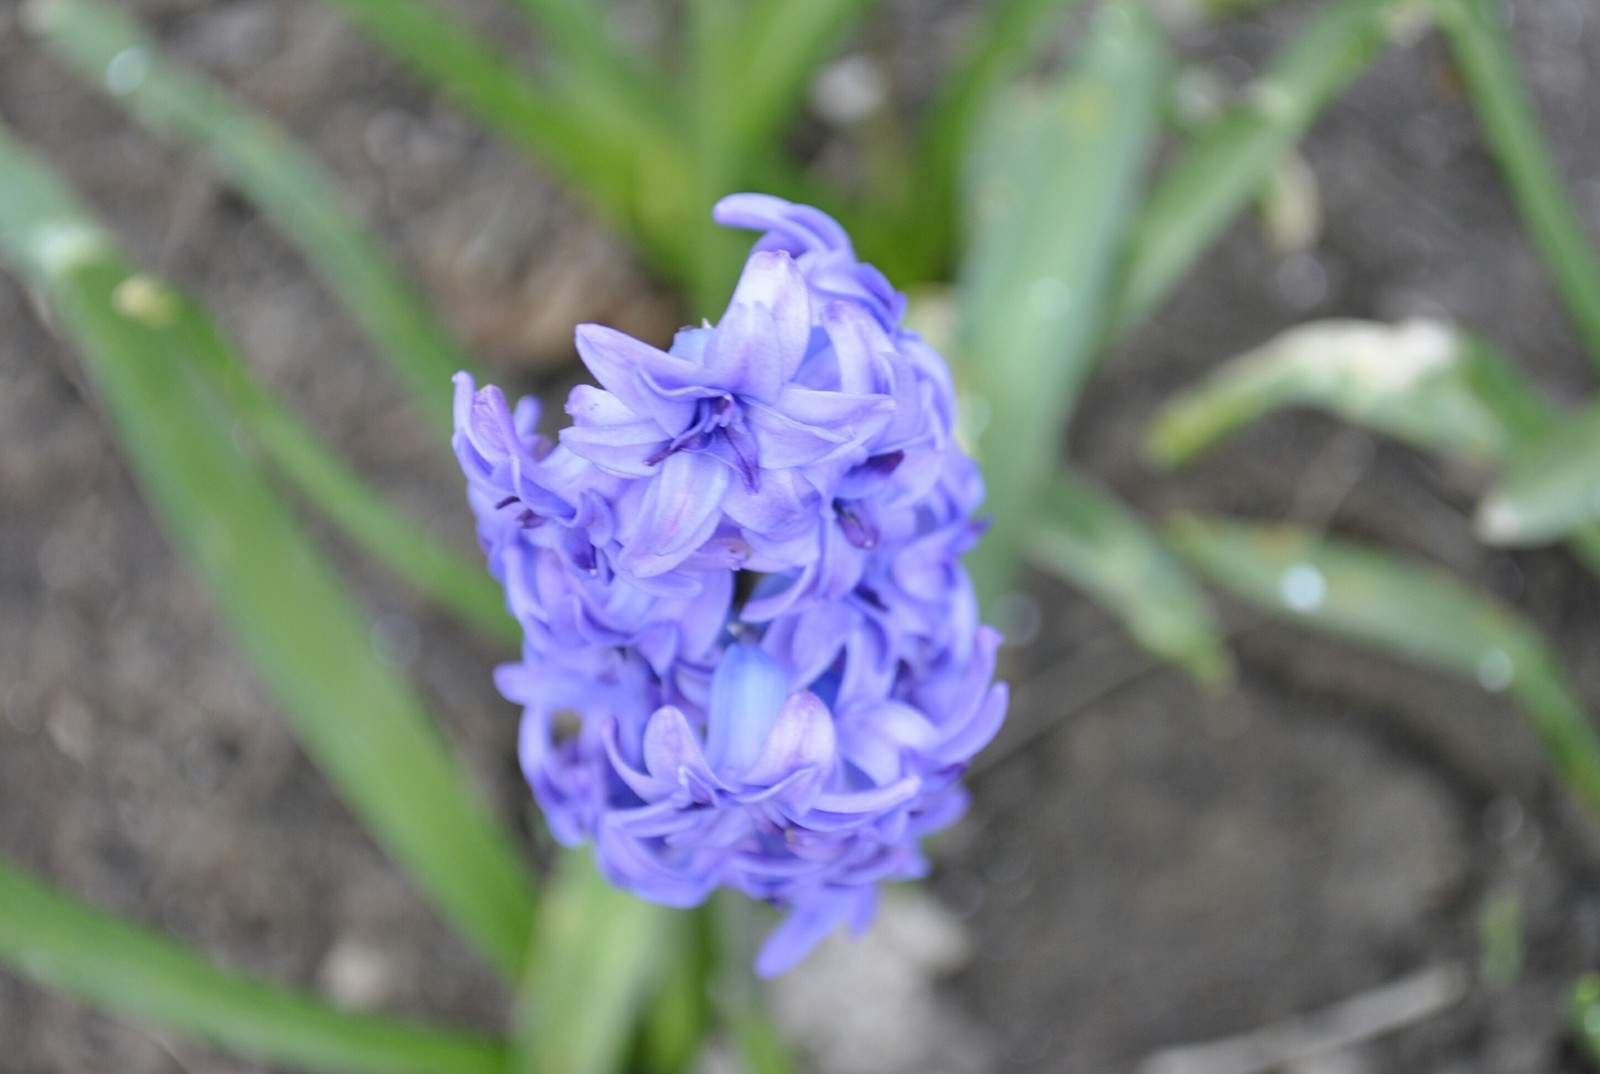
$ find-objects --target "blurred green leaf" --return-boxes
[31,0,475,437]
[1435,0,1600,367]
[1478,401,1600,546]
[1194,0,1296,16]
[1477,888,1523,989]
[0,858,508,1074]
[313,0,693,282]
[1169,514,1600,820]
[1112,0,1426,337]
[31,0,515,643]
[709,892,796,1074]
[1146,318,1548,468]
[0,123,536,980]
[683,0,762,312]
[635,911,711,1074]
[513,851,673,1074]
[509,0,672,133]
[1029,472,1233,687]
[881,0,1081,280]
[165,296,516,644]
[1572,974,1600,1061]
[731,0,880,151]
[957,0,1168,608]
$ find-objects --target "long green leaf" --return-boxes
[313,0,690,280]
[0,859,507,1074]
[1145,318,1549,468]
[31,0,473,436]
[731,0,879,151]
[683,0,759,313]
[1478,401,1600,546]
[166,296,517,644]
[1029,472,1233,687]
[508,0,671,136]
[0,124,536,980]
[709,893,796,1074]
[513,851,673,1074]
[894,0,1082,280]
[1169,514,1600,820]
[1435,0,1600,366]
[1111,0,1425,337]
[1572,974,1600,1062]
[1139,317,1600,573]
[635,910,711,1074]
[957,0,1167,608]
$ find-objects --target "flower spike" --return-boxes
[456,196,1007,974]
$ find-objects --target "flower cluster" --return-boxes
[454,195,1007,975]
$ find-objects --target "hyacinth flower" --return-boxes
[454,194,1008,976]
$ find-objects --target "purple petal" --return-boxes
[593,827,717,908]
[932,683,1009,765]
[751,387,894,468]
[713,194,852,255]
[574,324,701,428]
[753,894,856,978]
[811,775,919,818]
[620,451,730,576]
[602,718,677,801]
[703,302,785,404]
[741,692,836,789]
[607,798,708,837]
[720,466,812,536]
[819,301,892,396]
[561,385,666,476]
[836,701,937,785]
[711,251,811,399]
[704,644,789,775]
[641,705,722,794]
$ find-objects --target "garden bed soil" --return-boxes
[3,1,1600,1070]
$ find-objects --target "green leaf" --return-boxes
[0,123,536,980]
[1477,888,1523,989]
[1139,316,1600,576]
[0,859,508,1074]
[163,293,517,644]
[1168,514,1600,820]
[313,0,692,281]
[902,0,1084,279]
[956,0,1168,609]
[508,0,672,136]
[23,0,514,637]
[1028,472,1233,687]
[1572,974,1600,1061]
[1435,0,1600,367]
[682,0,764,313]
[635,911,711,1074]
[30,0,475,437]
[1145,318,1549,468]
[513,851,674,1074]
[709,893,796,1074]
[1111,0,1426,338]
[1478,401,1600,546]
[731,0,880,151]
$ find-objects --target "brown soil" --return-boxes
[3,1,1600,1071]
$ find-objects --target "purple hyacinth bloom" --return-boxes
[455,195,1008,975]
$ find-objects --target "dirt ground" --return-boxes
[3,0,1600,1071]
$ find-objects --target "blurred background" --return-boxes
[3,0,1600,1071]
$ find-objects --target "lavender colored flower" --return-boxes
[455,195,1008,975]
